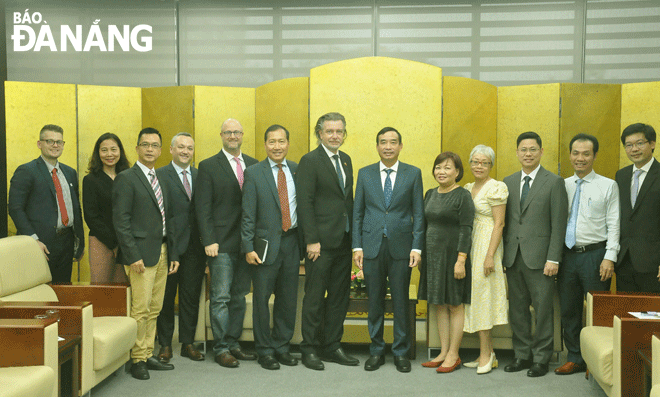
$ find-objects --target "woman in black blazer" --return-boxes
[83,133,131,283]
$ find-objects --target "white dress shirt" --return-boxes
[630,157,656,196]
[321,144,346,187]
[519,164,541,199]
[171,161,192,191]
[222,148,245,180]
[565,170,620,262]
[380,160,399,189]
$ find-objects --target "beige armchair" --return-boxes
[0,235,137,396]
[651,334,660,397]
[0,318,59,397]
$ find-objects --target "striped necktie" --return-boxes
[149,170,166,236]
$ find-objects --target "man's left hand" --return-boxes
[409,251,421,268]
[543,261,558,277]
[600,259,614,281]
[168,261,180,275]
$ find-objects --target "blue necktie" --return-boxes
[384,169,393,237]
[520,175,531,209]
[631,169,643,208]
[565,178,583,249]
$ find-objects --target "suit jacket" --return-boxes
[296,145,353,249]
[157,163,202,258]
[195,151,258,253]
[502,166,568,269]
[113,164,176,267]
[352,162,424,260]
[8,157,84,258]
[615,159,660,272]
[83,171,117,250]
[241,159,298,266]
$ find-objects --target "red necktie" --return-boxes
[52,168,69,227]
[277,164,291,232]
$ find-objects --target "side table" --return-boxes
[59,335,80,397]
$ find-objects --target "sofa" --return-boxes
[0,235,137,396]
[0,317,59,397]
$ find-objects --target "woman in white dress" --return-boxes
[462,145,509,374]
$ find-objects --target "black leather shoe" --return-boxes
[146,356,174,370]
[275,352,298,366]
[258,355,280,370]
[302,353,325,370]
[504,358,532,373]
[131,361,150,380]
[364,355,385,371]
[230,348,257,361]
[527,363,549,377]
[320,347,359,366]
[394,356,411,373]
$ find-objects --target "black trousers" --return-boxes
[48,228,75,283]
[156,243,206,346]
[615,252,660,293]
[300,232,352,355]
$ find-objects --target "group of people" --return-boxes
[7,116,658,381]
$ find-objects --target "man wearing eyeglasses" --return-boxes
[113,127,180,380]
[9,124,85,282]
[615,123,660,292]
[502,131,568,378]
[195,119,258,368]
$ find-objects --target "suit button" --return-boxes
[386,211,389,214]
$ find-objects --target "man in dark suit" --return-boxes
[8,124,84,282]
[502,131,568,378]
[155,132,207,363]
[242,124,300,370]
[297,112,358,370]
[195,118,258,368]
[352,127,424,373]
[615,123,660,292]
[113,128,180,380]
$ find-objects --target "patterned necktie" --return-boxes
[631,169,643,208]
[235,157,244,190]
[51,168,69,227]
[149,170,166,235]
[565,178,583,249]
[520,175,531,209]
[182,169,192,200]
[333,154,344,192]
[277,164,291,232]
[384,169,393,208]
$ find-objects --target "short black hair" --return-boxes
[569,133,599,154]
[264,124,289,142]
[137,127,162,145]
[376,127,402,144]
[433,151,464,183]
[621,123,656,145]
[517,131,542,148]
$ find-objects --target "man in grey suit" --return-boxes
[242,124,300,370]
[502,131,568,377]
[353,127,424,373]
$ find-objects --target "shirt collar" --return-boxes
[41,156,60,173]
[379,160,399,173]
[171,161,190,175]
[572,169,596,183]
[636,157,656,173]
[320,144,339,159]
[136,160,154,175]
[268,157,288,169]
[222,148,243,163]
[521,164,541,181]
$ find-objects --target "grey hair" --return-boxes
[171,132,193,146]
[469,144,495,166]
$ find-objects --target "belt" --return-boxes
[55,227,73,236]
[282,227,298,237]
[566,241,606,253]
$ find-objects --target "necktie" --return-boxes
[333,154,344,192]
[565,179,583,249]
[182,169,192,200]
[51,168,69,227]
[277,164,291,232]
[149,170,166,236]
[520,175,531,209]
[631,169,643,208]
[384,169,393,237]
[235,157,244,190]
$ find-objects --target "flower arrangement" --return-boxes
[351,269,365,292]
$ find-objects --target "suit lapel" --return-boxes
[135,165,159,208]
[167,164,189,200]
[216,152,241,188]
[35,157,57,200]
[263,160,281,209]
[390,163,409,206]
[316,145,345,196]
[619,166,633,210]
[510,171,522,216]
[521,167,549,214]
[634,160,660,212]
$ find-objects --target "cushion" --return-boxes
[1,284,58,302]
[92,316,137,371]
[581,326,614,386]
[0,236,52,298]
[0,366,55,397]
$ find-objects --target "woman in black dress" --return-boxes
[420,152,475,373]
[83,133,130,283]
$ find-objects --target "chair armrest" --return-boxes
[588,291,660,327]
[0,301,90,336]
[51,283,130,316]
[652,333,660,389]
[0,318,58,368]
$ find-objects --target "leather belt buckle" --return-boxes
[574,245,587,253]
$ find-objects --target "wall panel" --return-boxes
[194,86,256,164]
[255,78,309,163]
[76,85,142,282]
[620,81,660,168]
[442,76,497,183]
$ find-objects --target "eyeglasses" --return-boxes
[624,140,648,151]
[469,160,492,167]
[41,139,65,146]
[138,142,161,149]
[222,130,244,137]
[518,147,539,154]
